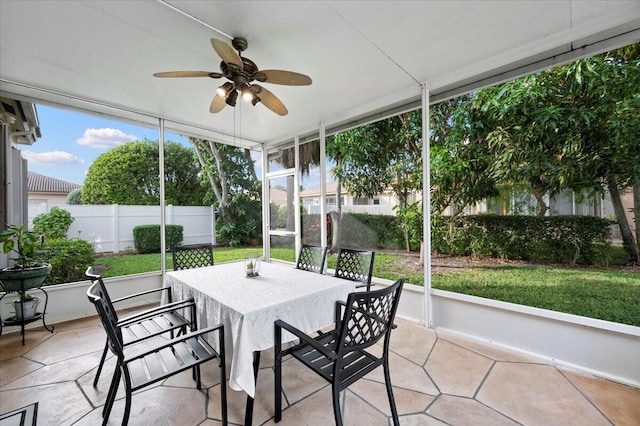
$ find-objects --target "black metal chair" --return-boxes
[334,248,376,291]
[85,268,194,387]
[295,244,327,274]
[172,243,215,270]
[274,279,403,426]
[87,280,227,426]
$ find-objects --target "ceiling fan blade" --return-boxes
[210,94,227,113]
[252,85,288,116]
[211,38,243,70]
[153,71,222,78]
[255,70,312,86]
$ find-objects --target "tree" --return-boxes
[83,140,207,205]
[469,43,640,262]
[328,111,422,252]
[190,138,261,246]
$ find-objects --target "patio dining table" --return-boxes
[164,260,355,424]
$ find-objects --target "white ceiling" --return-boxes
[1,1,639,150]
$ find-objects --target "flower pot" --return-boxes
[13,297,41,321]
[0,264,52,292]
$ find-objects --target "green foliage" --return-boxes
[65,188,83,205]
[32,207,74,239]
[133,224,184,254]
[325,213,404,250]
[40,238,96,284]
[0,224,44,268]
[432,215,612,265]
[216,194,262,246]
[83,140,207,205]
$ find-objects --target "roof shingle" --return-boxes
[28,172,81,193]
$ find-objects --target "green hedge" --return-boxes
[40,238,96,284]
[432,215,612,265]
[133,225,183,254]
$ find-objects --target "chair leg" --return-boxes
[122,368,133,426]
[274,324,282,423]
[383,360,399,426]
[331,382,343,426]
[103,367,120,420]
[218,327,228,426]
[94,340,109,387]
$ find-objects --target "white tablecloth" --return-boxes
[164,261,355,397]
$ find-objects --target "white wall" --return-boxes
[28,204,216,253]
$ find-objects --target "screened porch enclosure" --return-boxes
[1,0,639,391]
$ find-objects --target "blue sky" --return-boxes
[25,104,327,190]
[23,105,194,185]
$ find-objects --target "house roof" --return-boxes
[28,172,81,194]
[1,2,638,150]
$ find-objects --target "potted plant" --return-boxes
[0,224,51,292]
[12,293,41,321]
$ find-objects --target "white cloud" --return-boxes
[77,128,137,148]
[22,151,84,165]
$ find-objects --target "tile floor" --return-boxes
[1,311,639,425]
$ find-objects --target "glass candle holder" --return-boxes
[245,254,260,277]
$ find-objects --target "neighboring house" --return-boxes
[28,172,81,205]
[300,181,403,215]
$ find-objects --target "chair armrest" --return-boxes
[275,319,337,360]
[124,323,224,363]
[118,298,195,326]
[111,286,172,304]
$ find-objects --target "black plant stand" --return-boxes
[0,280,54,345]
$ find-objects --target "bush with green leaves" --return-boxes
[40,238,96,284]
[32,207,74,240]
[133,224,183,254]
[216,194,262,246]
[66,188,83,204]
[432,214,612,265]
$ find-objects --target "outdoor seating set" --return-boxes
[86,243,403,426]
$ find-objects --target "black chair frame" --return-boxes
[87,281,227,426]
[334,248,376,291]
[86,268,194,387]
[172,243,215,270]
[274,279,404,426]
[295,244,328,274]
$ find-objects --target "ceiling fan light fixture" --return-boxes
[217,81,234,98]
[241,85,255,102]
[225,89,239,106]
[251,96,261,106]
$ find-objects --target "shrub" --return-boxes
[32,207,74,239]
[40,238,96,284]
[217,194,262,247]
[432,215,612,265]
[66,188,83,204]
[133,224,183,254]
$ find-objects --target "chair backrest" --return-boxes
[172,244,214,270]
[334,248,375,289]
[295,245,327,274]
[337,279,403,357]
[87,279,125,358]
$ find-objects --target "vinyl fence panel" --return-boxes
[29,204,215,253]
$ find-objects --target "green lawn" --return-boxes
[93,247,640,327]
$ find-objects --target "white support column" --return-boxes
[422,83,433,328]
[261,143,269,261]
[159,118,166,272]
[319,122,327,248]
[294,136,301,255]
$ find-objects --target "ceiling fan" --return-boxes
[153,37,312,116]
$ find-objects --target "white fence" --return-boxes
[28,204,215,253]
